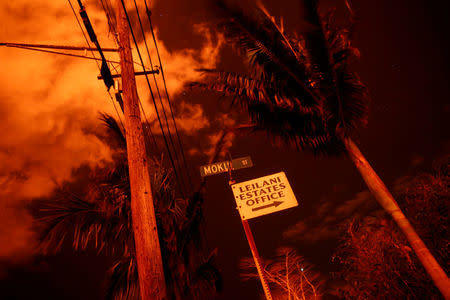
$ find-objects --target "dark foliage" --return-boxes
[332,159,449,299]
[37,115,221,300]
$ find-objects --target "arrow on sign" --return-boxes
[251,201,284,212]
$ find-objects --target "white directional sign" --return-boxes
[231,172,298,220]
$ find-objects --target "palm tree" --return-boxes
[37,114,221,300]
[191,1,449,297]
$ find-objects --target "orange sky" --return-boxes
[1,0,449,298]
[0,0,224,268]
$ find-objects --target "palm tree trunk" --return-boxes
[343,137,450,299]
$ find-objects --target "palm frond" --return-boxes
[188,249,223,299]
[207,123,256,164]
[248,101,343,154]
[38,183,133,256]
[301,2,369,134]
[37,114,221,300]
[215,0,321,108]
[106,257,140,300]
[334,70,369,131]
[194,68,318,114]
[99,112,126,148]
[191,1,370,155]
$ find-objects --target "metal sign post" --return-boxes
[229,179,273,300]
[201,157,298,300]
[229,172,298,300]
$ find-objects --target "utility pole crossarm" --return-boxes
[0,42,119,52]
[97,69,159,80]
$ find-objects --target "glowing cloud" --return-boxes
[0,0,223,269]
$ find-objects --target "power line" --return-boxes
[0,41,148,70]
[132,0,192,195]
[119,0,187,198]
[67,0,125,133]
[0,44,120,63]
[77,0,115,89]
[97,69,159,80]
[120,0,186,197]
[143,1,194,193]
[70,0,160,156]
[98,0,161,156]
[0,42,118,52]
[99,0,188,191]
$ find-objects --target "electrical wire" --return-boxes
[119,0,186,197]
[143,0,194,192]
[67,0,125,134]
[2,44,120,63]
[132,0,192,195]
[99,0,161,155]
[0,42,118,52]
[100,0,186,189]
[68,0,149,69]
[119,0,187,198]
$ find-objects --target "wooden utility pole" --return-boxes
[116,1,167,299]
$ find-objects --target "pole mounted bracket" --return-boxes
[97,70,160,80]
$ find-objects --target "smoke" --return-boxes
[283,190,376,243]
[0,0,223,270]
[133,23,224,136]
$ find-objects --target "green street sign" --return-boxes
[200,156,253,177]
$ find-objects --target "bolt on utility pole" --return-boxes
[116,1,167,299]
